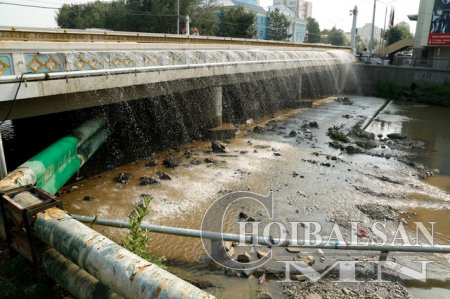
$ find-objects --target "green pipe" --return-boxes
[78,127,110,166]
[19,136,79,190]
[0,117,110,194]
[71,117,108,147]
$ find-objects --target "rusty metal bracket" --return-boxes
[0,185,63,264]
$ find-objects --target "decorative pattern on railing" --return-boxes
[0,55,12,76]
[0,50,348,77]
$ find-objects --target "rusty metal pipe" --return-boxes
[35,208,215,299]
[42,249,122,299]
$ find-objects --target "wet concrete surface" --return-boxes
[60,96,449,299]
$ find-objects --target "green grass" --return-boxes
[373,81,450,107]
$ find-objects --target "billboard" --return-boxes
[429,0,450,45]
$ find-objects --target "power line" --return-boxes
[0,1,59,9]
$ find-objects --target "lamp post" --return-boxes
[177,0,180,34]
[350,6,358,53]
[369,0,377,54]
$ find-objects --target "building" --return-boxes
[211,0,269,39]
[268,5,307,43]
[272,0,312,20]
[358,23,382,44]
[212,0,308,43]
[409,0,450,67]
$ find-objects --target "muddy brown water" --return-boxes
[58,97,449,298]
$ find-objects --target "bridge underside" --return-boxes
[0,62,349,120]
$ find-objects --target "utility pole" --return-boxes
[177,0,180,35]
[369,0,377,54]
[350,6,358,53]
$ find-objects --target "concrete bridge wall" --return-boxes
[356,64,450,94]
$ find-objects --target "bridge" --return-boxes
[0,27,351,122]
[0,27,353,299]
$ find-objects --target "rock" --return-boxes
[320,163,331,167]
[257,250,268,259]
[433,169,441,175]
[239,212,248,219]
[286,246,302,253]
[257,291,272,299]
[237,252,251,263]
[204,158,217,164]
[296,255,315,266]
[240,150,248,155]
[292,171,299,177]
[377,134,383,138]
[190,159,201,165]
[227,246,235,258]
[184,150,193,158]
[156,171,172,180]
[309,121,319,128]
[116,172,131,184]
[346,145,363,155]
[145,159,158,167]
[342,288,351,295]
[288,130,297,137]
[292,274,307,281]
[163,157,180,168]
[273,152,281,156]
[139,176,158,186]
[211,140,227,153]
[305,294,322,299]
[83,195,93,201]
[387,133,407,140]
[253,126,264,133]
[224,241,233,251]
[247,217,256,222]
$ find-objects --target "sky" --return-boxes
[0,0,420,34]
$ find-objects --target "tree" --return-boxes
[326,27,348,46]
[355,34,367,53]
[188,4,217,36]
[217,6,256,38]
[306,17,321,43]
[56,0,201,34]
[385,25,413,45]
[268,8,291,41]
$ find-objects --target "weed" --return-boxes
[124,196,166,268]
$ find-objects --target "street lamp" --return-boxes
[369,0,377,54]
[177,0,180,35]
[350,6,358,53]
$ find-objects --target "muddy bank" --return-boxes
[60,96,449,299]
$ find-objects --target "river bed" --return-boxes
[59,96,449,299]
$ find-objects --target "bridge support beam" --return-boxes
[212,86,223,127]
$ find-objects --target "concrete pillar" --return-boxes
[212,86,223,127]
[0,130,7,179]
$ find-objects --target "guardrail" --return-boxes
[393,57,450,69]
[0,26,350,50]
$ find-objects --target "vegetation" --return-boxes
[374,81,450,107]
[306,17,321,43]
[321,27,348,46]
[268,8,291,41]
[57,0,201,34]
[385,25,413,45]
[217,6,256,38]
[0,250,62,299]
[124,196,166,267]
